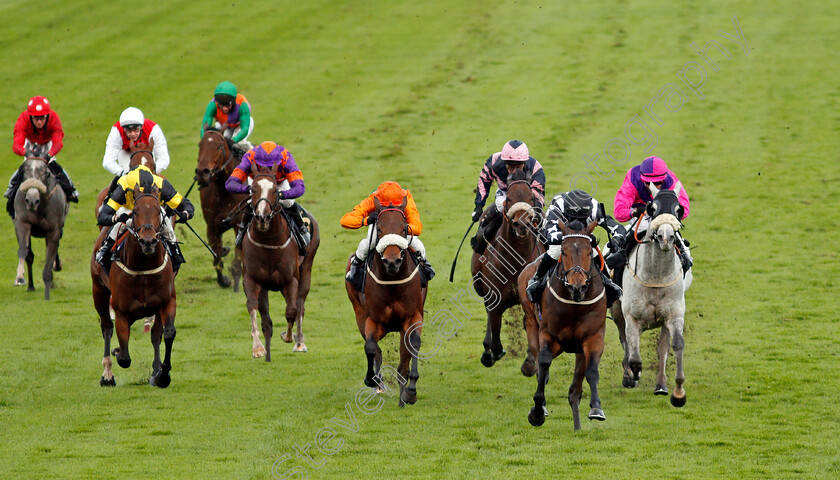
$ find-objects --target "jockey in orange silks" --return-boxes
[341,181,435,290]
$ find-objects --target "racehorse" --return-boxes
[91,183,177,387]
[516,219,607,429]
[610,187,693,407]
[95,140,157,221]
[241,163,320,360]
[13,156,69,300]
[345,196,426,406]
[195,128,247,290]
[470,169,543,367]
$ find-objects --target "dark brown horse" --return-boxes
[345,197,427,406]
[13,156,69,299]
[195,129,247,290]
[241,163,320,360]
[471,169,543,367]
[91,183,177,388]
[95,140,157,222]
[517,219,607,429]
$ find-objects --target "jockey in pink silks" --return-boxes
[610,156,693,286]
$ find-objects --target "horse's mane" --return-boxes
[649,213,681,233]
[509,169,530,182]
[567,219,586,232]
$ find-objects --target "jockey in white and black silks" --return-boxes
[470,139,546,254]
[525,189,627,307]
[5,96,79,218]
[95,165,194,273]
[610,155,693,286]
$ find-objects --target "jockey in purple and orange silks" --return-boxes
[470,139,546,254]
[225,141,310,249]
[611,156,693,283]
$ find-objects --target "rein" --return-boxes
[204,130,237,177]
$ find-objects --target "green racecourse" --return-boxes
[1,1,838,478]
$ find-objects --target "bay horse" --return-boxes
[610,187,693,407]
[516,219,607,429]
[345,196,426,406]
[95,140,157,221]
[13,156,69,300]
[241,163,320,360]
[195,129,247,290]
[91,183,177,387]
[470,169,543,367]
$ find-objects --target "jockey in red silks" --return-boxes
[611,156,693,284]
[225,141,310,252]
[340,181,435,291]
[5,96,78,217]
[470,139,546,254]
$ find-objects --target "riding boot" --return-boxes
[5,165,24,219]
[526,253,555,303]
[96,235,116,267]
[345,255,366,291]
[677,234,693,274]
[167,241,186,273]
[234,209,254,247]
[600,271,622,308]
[416,254,436,287]
[48,160,79,203]
[286,203,311,254]
[471,207,502,254]
[611,233,637,289]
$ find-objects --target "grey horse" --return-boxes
[13,157,69,300]
[610,200,693,407]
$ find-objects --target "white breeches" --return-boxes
[546,244,599,261]
[354,225,425,260]
[277,179,295,208]
[214,119,255,145]
[108,207,176,243]
[493,189,506,213]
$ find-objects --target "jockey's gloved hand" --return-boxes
[366,212,378,225]
[114,212,131,224]
[176,210,190,223]
[632,205,646,218]
[472,205,483,222]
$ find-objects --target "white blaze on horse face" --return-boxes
[256,178,274,216]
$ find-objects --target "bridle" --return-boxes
[250,172,283,223]
[200,130,236,179]
[504,179,542,234]
[127,192,164,240]
[557,234,598,290]
[375,207,412,260]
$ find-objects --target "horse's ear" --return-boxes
[374,196,382,211]
[132,183,141,197]
[399,196,407,210]
[270,161,279,176]
[672,181,682,196]
[646,202,657,218]
[556,219,567,234]
[585,219,598,234]
[675,205,685,219]
[151,183,160,196]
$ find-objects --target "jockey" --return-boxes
[5,96,79,217]
[525,189,626,307]
[224,141,310,251]
[470,140,546,253]
[102,107,171,177]
[95,165,194,273]
[611,155,692,285]
[201,81,254,156]
[341,181,435,291]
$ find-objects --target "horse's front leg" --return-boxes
[668,315,687,407]
[152,298,177,388]
[14,223,31,287]
[231,242,243,293]
[583,333,606,424]
[42,231,60,300]
[655,325,670,395]
[481,308,505,367]
[363,318,383,388]
[112,311,132,369]
[568,353,586,430]
[96,288,116,387]
[528,334,557,427]
[149,312,163,386]
[521,306,539,377]
[399,316,422,406]
[258,288,273,362]
[279,277,300,351]
[624,313,643,387]
[208,227,231,288]
[611,301,631,383]
[243,275,266,359]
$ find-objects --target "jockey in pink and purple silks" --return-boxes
[225,141,310,250]
[611,156,693,284]
[470,140,546,254]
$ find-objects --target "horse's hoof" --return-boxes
[622,376,638,388]
[151,371,171,389]
[480,351,495,368]
[588,408,606,421]
[280,331,293,344]
[373,384,386,395]
[220,246,231,257]
[528,407,546,427]
[143,318,153,334]
[116,356,131,369]
[670,393,687,408]
[252,346,266,358]
[14,278,25,286]
[100,376,116,387]
[293,343,307,353]
[494,350,507,361]
[654,385,668,396]
[364,377,377,388]
[401,388,417,405]
[218,276,232,288]
[521,360,536,377]
[27,285,35,292]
